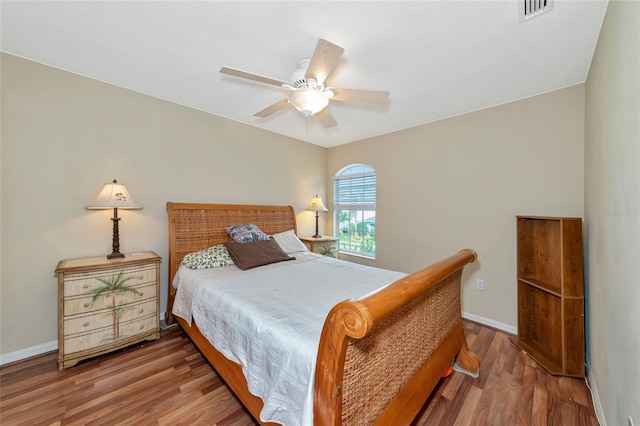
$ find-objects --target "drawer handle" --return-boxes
[83,284,89,289]
[137,275,144,280]
[139,324,145,330]
[138,308,144,314]
[83,322,90,327]
[83,303,90,308]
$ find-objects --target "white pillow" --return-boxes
[271,230,309,255]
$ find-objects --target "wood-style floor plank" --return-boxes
[0,321,599,425]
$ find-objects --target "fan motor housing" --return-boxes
[290,58,321,90]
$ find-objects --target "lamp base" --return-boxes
[108,211,125,259]
[312,213,322,239]
[107,251,125,259]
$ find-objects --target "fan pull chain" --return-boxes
[305,116,308,133]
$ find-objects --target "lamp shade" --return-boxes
[306,195,328,212]
[86,179,142,210]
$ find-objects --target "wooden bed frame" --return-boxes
[166,202,480,425]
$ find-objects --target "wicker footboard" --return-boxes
[314,249,479,426]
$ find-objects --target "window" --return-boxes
[333,164,376,258]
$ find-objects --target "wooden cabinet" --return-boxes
[55,252,161,370]
[511,216,585,377]
[300,236,339,258]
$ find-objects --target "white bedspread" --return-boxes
[172,252,406,426]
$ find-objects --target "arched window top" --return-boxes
[336,164,374,176]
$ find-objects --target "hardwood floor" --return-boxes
[0,320,598,426]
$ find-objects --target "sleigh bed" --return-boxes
[166,202,479,425]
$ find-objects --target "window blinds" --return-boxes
[333,171,376,210]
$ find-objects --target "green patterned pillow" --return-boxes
[181,244,234,269]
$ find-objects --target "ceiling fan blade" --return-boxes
[315,107,337,128]
[305,39,345,85]
[328,87,390,104]
[253,98,290,117]
[220,66,288,87]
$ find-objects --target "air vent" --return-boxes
[520,0,553,22]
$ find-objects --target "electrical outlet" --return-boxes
[476,279,485,291]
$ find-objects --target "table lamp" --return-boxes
[306,194,328,238]
[86,179,142,259]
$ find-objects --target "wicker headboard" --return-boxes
[166,202,297,323]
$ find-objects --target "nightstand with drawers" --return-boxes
[55,251,161,370]
[300,236,339,258]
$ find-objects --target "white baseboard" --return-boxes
[1,313,168,366]
[462,311,518,335]
[0,340,57,366]
[585,356,606,426]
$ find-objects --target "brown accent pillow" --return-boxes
[223,239,295,271]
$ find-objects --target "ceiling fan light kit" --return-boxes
[288,89,330,116]
[220,38,389,128]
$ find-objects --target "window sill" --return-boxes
[338,251,375,260]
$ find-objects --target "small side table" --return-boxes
[300,236,339,258]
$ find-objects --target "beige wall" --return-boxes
[0,54,327,357]
[585,1,640,425]
[0,50,590,380]
[328,85,585,328]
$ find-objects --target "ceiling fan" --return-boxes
[220,38,390,128]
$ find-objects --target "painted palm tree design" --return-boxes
[320,245,336,257]
[91,272,142,340]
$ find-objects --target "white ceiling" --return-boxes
[1,1,608,147]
